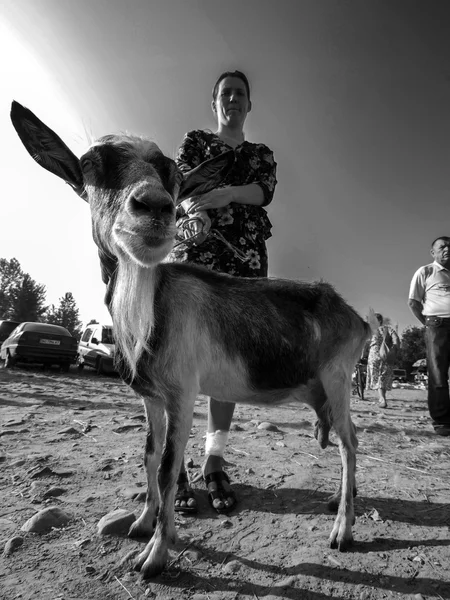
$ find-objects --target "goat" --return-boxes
[11,100,373,579]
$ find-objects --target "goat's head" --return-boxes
[10,101,235,268]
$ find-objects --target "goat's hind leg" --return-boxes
[135,386,197,579]
[321,369,357,551]
[306,379,332,449]
[129,394,165,540]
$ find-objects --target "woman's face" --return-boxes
[212,76,251,129]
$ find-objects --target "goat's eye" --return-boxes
[81,158,94,173]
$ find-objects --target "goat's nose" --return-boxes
[127,189,174,217]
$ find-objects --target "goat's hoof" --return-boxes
[329,535,353,552]
[128,520,155,540]
[327,495,340,513]
[140,559,166,579]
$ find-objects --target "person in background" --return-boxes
[170,70,277,513]
[408,236,450,436]
[366,313,400,408]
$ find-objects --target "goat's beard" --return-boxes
[111,256,155,380]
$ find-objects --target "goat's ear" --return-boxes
[10,101,84,195]
[178,150,235,201]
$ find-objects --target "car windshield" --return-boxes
[101,328,114,344]
[22,323,72,337]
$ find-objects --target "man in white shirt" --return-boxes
[409,236,450,436]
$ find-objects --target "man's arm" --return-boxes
[408,299,426,325]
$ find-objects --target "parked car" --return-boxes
[0,322,78,370]
[411,367,428,385]
[392,369,407,383]
[0,320,21,346]
[77,324,116,374]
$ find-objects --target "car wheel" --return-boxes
[4,352,16,369]
[60,362,71,373]
[96,357,105,375]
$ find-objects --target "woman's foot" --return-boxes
[174,471,198,513]
[378,388,387,408]
[204,454,237,513]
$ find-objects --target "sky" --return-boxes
[1,0,450,333]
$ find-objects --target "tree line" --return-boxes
[0,258,83,339]
[1,257,427,366]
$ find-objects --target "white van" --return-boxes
[77,324,116,374]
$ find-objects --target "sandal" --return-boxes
[174,472,198,513]
[204,470,237,514]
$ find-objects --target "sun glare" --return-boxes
[1,16,109,325]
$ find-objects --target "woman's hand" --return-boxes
[180,210,211,246]
[187,188,235,212]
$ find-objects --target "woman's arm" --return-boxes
[188,145,277,212]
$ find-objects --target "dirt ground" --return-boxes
[0,365,449,600]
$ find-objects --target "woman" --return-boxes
[171,70,277,513]
[366,313,400,408]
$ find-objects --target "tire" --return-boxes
[4,352,16,369]
[95,357,104,375]
[60,362,71,373]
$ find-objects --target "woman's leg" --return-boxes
[378,387,387,408]
[204,398,237,511]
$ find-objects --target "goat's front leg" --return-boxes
[322,370,357,551]
[129,395,165,540]
[135,385,197,578]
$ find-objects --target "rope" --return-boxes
[172,215,249,263]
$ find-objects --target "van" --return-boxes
[77,324,116,374]
[392,368,407,383]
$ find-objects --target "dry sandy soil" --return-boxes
[0,365,449,600]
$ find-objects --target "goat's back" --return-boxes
[146,263,368,391]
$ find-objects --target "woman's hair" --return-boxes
[375,313,383,325]
[212,70,251,101]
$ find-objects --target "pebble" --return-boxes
[112,424,143,433]
[97,509,136,535]
[28,466,54,479]
[119,487,145,500]
[57,427,80,435]
[257,422,280,432]
[42,487,67,499]
[0,429,30,437]
[274,576,297,588]
[3,536,24,557]
[74,538,91,548]
[21,506,71,533]
[4,419,26,427]
[222,559,241,574]
[220,519,233,528]
[229,423,244,431]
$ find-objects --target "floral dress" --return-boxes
[169,130,277,277]
[366,326,400,391]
